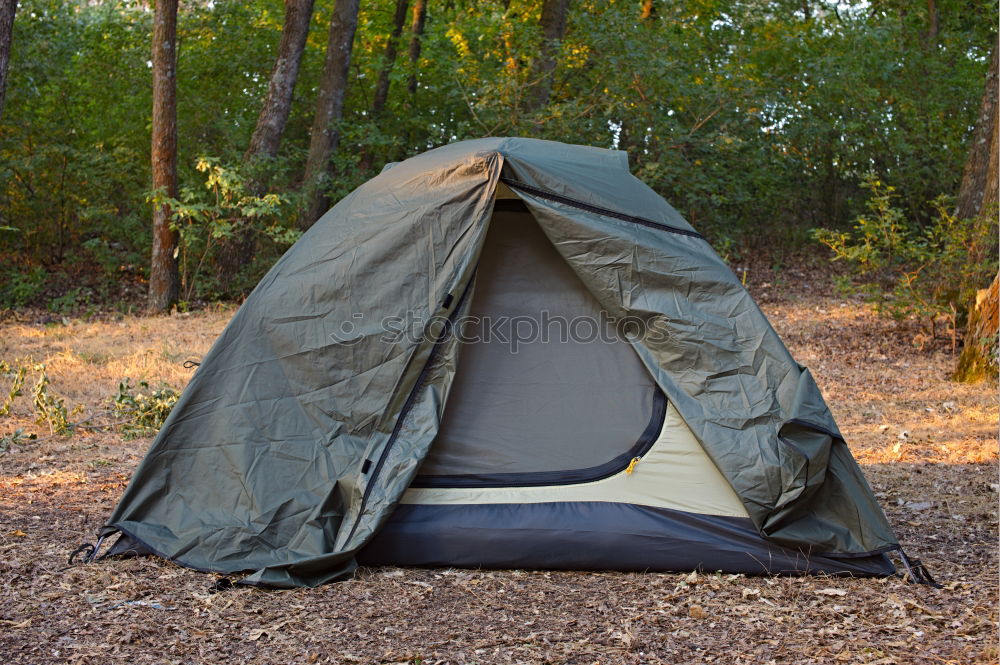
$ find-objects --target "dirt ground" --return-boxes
[0,259,997,665]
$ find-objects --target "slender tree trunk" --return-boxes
[246,0,316,160]
[406,0,427,96]
[215,0,316,291]
[0,0,16,121]
[953,39,999,381]
[300,0,360,230]
[148,0,180,313]
[524,0,570,113]
[371,0,409,118]
[358,0,409,173]
[925,0,938,45]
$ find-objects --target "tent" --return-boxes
[94,137,911,588]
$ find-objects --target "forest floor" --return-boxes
[0,255,996,665]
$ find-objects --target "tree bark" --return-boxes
[954,273,999,381]
[246,0,316,160]
[0,0,16,121]
[358,0,410,173]
[148,0,180,313]
[524,0,570,113]
[955,39,998,221]
[215,0,316,291]
[953,38,999,381]
[925,0,938,45]
[300,0,360,230]
[371,0,409,118]
[406,0,427,97]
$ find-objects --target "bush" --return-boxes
[153,157,299,302]
[811,175,999,331]
[0,266,47,308]
[31,364,72,435]
[112,378,181,439]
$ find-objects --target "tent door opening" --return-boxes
[412,200,667,490]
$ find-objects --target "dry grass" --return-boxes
[0,270,997,664]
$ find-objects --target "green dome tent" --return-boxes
[92,138,918,588]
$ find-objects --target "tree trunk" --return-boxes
[406,0,427,97]
[148,0,180,313]
[358,0,410,173]
[371,0,409,118]
[524,0,570,113]
[0,0,16,121]
[953,39,999,381]
[954,273,999,381]
[955,40,998,221]
[246,0,316,160]
[215,0,316,292]
[300,0,360,230]
[925,0,938,45]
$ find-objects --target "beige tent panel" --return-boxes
[401,401,750,518]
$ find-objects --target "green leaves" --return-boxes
[155,156,292,301]
[812,174,999,324]
[112,378,181,440]
[0,0,995,293]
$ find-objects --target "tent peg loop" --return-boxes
[68,542,94,566]
[87,534,107,563]
[896,547,942,588]
[182,360,201,369]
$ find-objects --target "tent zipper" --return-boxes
[344,280,474,544]
[499,177,704,239]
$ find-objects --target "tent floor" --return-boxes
[358,501,896,577]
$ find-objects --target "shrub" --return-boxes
[112,378,181,439]
[812,175,999,333]
[0,266,47,308]
[31,364,72,435]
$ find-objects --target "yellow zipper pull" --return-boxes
[625,456,641,475]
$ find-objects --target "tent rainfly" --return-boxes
[85,138,935,588]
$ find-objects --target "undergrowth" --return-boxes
[0,361,180,446]
[112,378,181,439]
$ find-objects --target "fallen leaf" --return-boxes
[815,588,848,597]
[688,605,707,619]
[9,529,27,537]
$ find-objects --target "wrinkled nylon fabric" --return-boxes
[103,138,896,587]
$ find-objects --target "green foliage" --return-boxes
[812,175,999,323]
[48,287,92,314]
[112,378,181,439]
[0,0,995,300]
[0,266,46,308]
[2,360,75,434]
[0,428,37,453]
[154,157,297,301]
[31,364,72,435]
[0,360,28,416]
